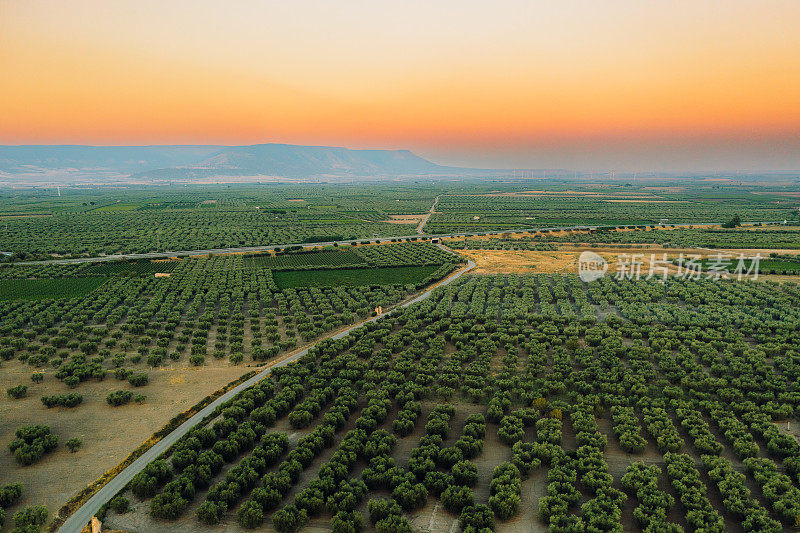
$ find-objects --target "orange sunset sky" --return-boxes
[2,0,800,171]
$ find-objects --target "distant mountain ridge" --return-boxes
[0,143,459,183]
[0,145,222,175]
[142,143,446,178]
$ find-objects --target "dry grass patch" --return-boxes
[0,359,251,520]
[380,214,427,224]
[455,246,798,278]
[458,249,583,274]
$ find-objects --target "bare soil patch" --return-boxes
[454,246,800,278]
[0,359,250,520]
[380,214,427,225]
[457,249,684,276]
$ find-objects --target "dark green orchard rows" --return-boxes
[424,191,796,234]
[0,250,442,413]
[86,259,181,276]
[0,277,108,301]
[0,242,456,286]
[247,250,367,270]
[244,242,459,273]
[0,185,441,259]
[350,242,457,267]
[101,273,800,532]
[0,264,88,280]
[0,209,421,259]
[1,210,416,259]
[271,265,451,290]
[676,255,800,275]
[529,226,800,250]
[0,245,461,530]
[3,183,798,259]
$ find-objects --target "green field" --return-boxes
[244,243,458,270]
[246,250,366,270]
[759,258,800,272]
[86,259,181,275]
[353,242,458,266]
[687,257,800,274]
[272,265,440,288]
[0,277,107,300]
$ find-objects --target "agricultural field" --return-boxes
[0,247,460,523]
[530,226,800,250]
[246,250,367,270]
[272,265,446,290]
[0,264,90,280]
[3,182,798,260]
[674,256,800,276]
[97,274,800,533]
[6,2,800,530]
[0,209,414,260]
[2,182,800,533]
[0,185,441,259]
[424,187,799,234]
[242,242,458,272]
[0,277,108,301]
[352,242,459,267]
[443,232,800,276]
[0,260,180,281]
[85,259,181,276]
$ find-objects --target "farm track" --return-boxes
[416,194,440,234]
[57,245,474,533]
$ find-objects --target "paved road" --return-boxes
[58,248,474,533]
[7,221,736,266]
